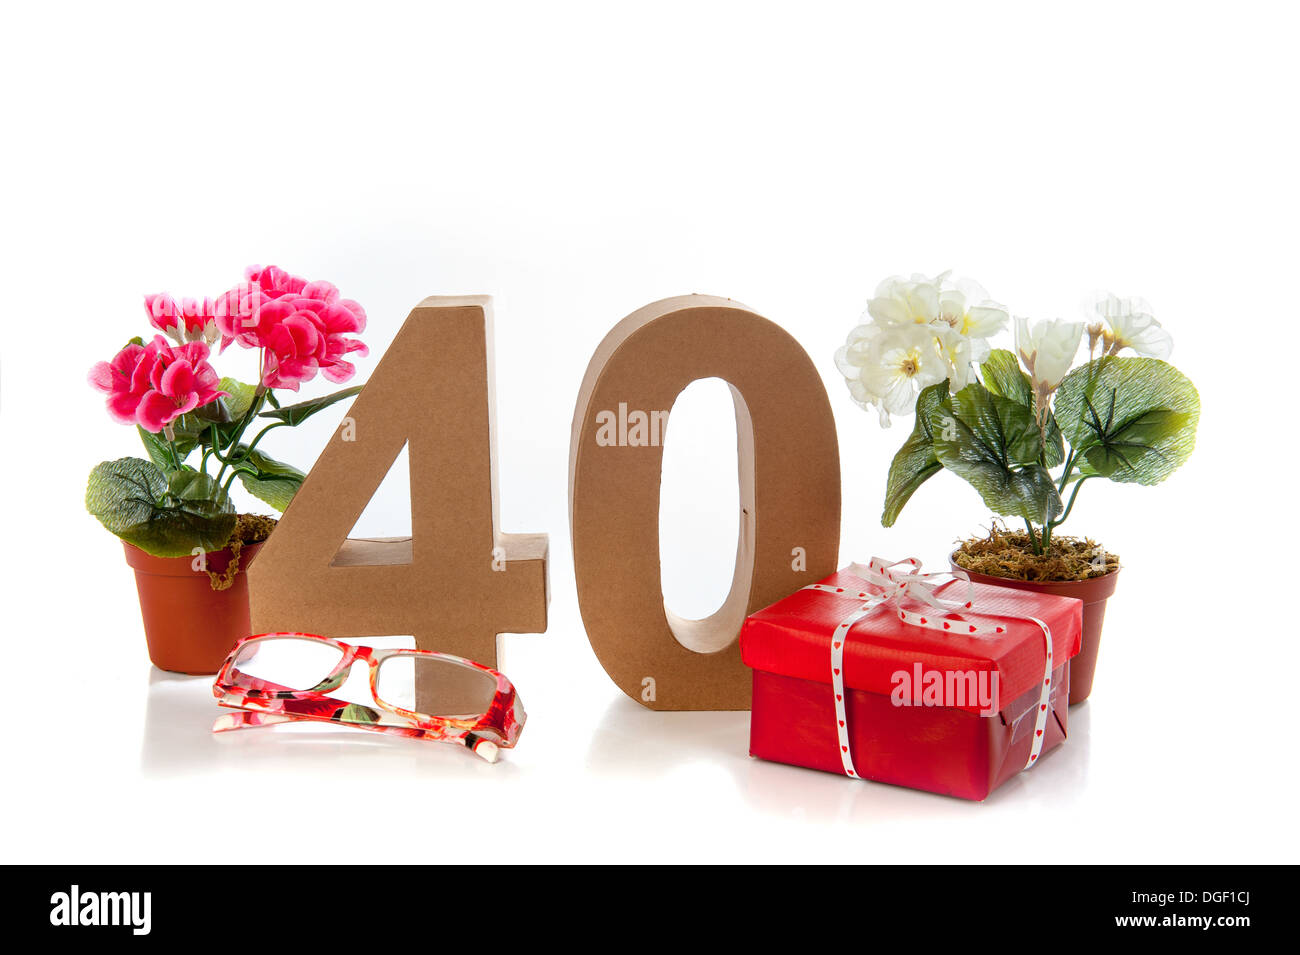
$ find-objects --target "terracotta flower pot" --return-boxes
[950,554,1119,706]
[123,541,263,675]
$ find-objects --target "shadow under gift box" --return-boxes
[740,569,1083,801]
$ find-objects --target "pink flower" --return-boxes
[315,298,369,383]
[145,294,219,344]
[88,340,150,425]
[246,265,309,299]
[214,265,368,390]
[89,336,227,433]
[260,303,329,390]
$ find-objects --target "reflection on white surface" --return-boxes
[140,669,514,780]
[17,624,1283,864]
[584,695,751,776]
[585,693,1091,825]
[146,665,1090,818]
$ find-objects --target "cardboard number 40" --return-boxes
[251,293,839,713]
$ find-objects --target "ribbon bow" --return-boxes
[802,556,1055,781]
[848,556,975,623]
[807,556,998,637]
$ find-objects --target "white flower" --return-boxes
[1014,316,1084,395]
[935,273,1010,340]
[835,323,947,427]
[866,274,941,326]
[1087,292,1173,358]
[934,274,1007,375]
[862,271,1009,397]
[835,322,885,405]
[933,326,974,389]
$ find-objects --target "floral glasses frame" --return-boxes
[212,633,525,762]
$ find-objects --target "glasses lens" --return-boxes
[231,635,345,692]
[375,654,499,718]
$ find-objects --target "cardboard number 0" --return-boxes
[249,296,548,707]
[569,295,841,710]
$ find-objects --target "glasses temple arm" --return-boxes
[211,703,501,763]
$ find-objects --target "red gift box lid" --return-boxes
[740,567,1082,714]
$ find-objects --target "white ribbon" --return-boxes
[802,557,1055,781]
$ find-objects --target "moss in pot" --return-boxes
[834,274,1200,704]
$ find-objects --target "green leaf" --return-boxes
[979,349,1065,467]
[232,446,306,512]
[947,383,1042,465]
[258,385,363,427]
[932,383,1064,525]
[191,396,235,425]
[137,425,198,470]
[86,457,235,557]
[1054,357,1200,485]
[167,468,224,503]
[882,381,948,527]
[218,378,259,421]
[980,349,1033,405]
[87,458,167,533]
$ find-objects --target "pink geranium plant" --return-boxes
[86,265,370,558]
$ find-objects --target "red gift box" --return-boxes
[740,562,1083,800]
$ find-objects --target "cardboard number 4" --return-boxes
[249,296,548,710]
[570,296,841,710]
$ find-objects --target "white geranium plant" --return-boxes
[835,274,1200,556]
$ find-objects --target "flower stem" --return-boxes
[1048,476,1091,533]
[216,389,269,483]
[242,421,286,458]
[1056,449,1076,493]
[206,425,228,463]
[201,424,224,473]
[221,463,258,496]
[162,424,182,472]
[1024,520,1041,554]
[1033,387,1055,466]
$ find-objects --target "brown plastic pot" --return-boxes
[950,553,1119,706]
[123,541,263,675]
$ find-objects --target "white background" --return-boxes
[2,1,1295,863]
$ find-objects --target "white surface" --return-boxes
[1,1,1296,863]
